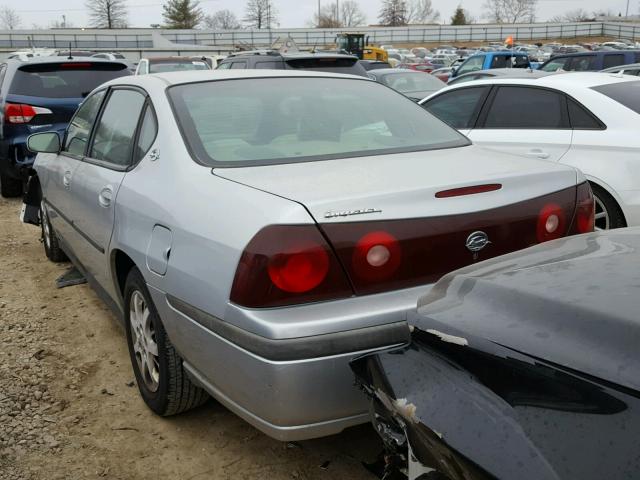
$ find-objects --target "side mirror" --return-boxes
[27,132,60,154]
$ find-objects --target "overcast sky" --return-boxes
[2,0,636,29]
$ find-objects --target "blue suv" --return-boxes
[451,51,531,79]
[0,57,130,197]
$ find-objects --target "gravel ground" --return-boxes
[0,196,381,480]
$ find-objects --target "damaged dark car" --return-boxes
[352,228,640,480]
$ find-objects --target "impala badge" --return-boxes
[466,231,490,253]
[324,208,382,219]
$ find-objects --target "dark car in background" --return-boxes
[217,51,369,77]
[540,50,640,72]
[368,68,444,101]
[0,58,130,197]
[359,60,392,71]
[350,226,640,480]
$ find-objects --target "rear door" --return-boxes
[70,87,151,285]
[467,86,572,161]
[42,89,107,246]
[421,86,491,136]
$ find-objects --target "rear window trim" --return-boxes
[165,76,470,169]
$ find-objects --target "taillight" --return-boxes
[5,103,52,124]
[570,181,595,234]
[230,225,353,308]
[536,203,566,242]
[352,231,401,281]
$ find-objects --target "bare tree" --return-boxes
[406,0,440,24]
[378,0,408,26]
[0,7,21,30]
[86,0,128,28]
[549,8,593,22]
[309,1,366,28]
[244,0,278,29]
[340,1,366,27]
[483,0,537,23]
[204,9,241,29]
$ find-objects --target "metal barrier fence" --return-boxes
[0,22,638,51]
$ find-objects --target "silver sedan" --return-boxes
[24,70,592,441]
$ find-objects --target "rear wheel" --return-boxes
[0,173,22,198]
[590,183,626,230]
[124,268,209,416]
[40,200,68,262]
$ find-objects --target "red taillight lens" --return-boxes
[352,231,402,281]
[5,103,36,124]
[267,241,329,293]
[571,181,595,234]
[230,225,353,308]
[537,203,566,242]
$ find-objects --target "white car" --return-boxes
[420,72,640,229]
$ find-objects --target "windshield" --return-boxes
[149,60,210,73]
[169,77,468,167]
[380,72,443,94]
[10,63,129,98]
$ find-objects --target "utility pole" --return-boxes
[318,0,321,26]
[336,0,339,26]
[626,0,631,17]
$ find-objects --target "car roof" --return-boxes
[102,69,371,88]
[601,62,640,72]
[6,56,125,66]
[224,51,357,60]
[371,68,429,75]
[144,56,208,62]
[455,68,551,79]
[443,72,640,90]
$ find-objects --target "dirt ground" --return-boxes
[0,196,381,480]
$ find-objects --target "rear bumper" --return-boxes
[147,285,424,440]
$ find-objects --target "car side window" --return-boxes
[491,56,508,68]
[567,56,595,71]
[567,97,604,130]
[230,61,247,69]
[603,54,625,69]
[541,57,568,72]
[216,62,232,70]
[456,56,484,76]
[63,90,106,157]
[255,61,280,69]
[135,103,158,161]
[89,89,146,167]
[422,86,489,129]
[482,86,568,129]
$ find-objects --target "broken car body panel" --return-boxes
[352,228,640,479]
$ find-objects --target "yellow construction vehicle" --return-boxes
[335,33,388,62]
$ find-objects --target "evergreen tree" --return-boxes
[163,0,203,29]
[451,6,468,25]
[378,0,408,26]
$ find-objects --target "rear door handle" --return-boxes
[525,149,550,159]
[98,186,113,208]
[62,171,72,188]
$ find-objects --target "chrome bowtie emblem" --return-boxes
[466,231,490,253]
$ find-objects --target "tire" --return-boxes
[124,267,209,416]
[40,201,68,262]
[590,183,626,230]
[0,172,22,198]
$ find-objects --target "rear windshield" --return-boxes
[378,72,444,94]
[284,57,368,77]
[149,59,210,73]
[168,77,468,167]
[592,80,640,114]
[10,63,129,98]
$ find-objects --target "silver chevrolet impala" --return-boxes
[23,70,594,441]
